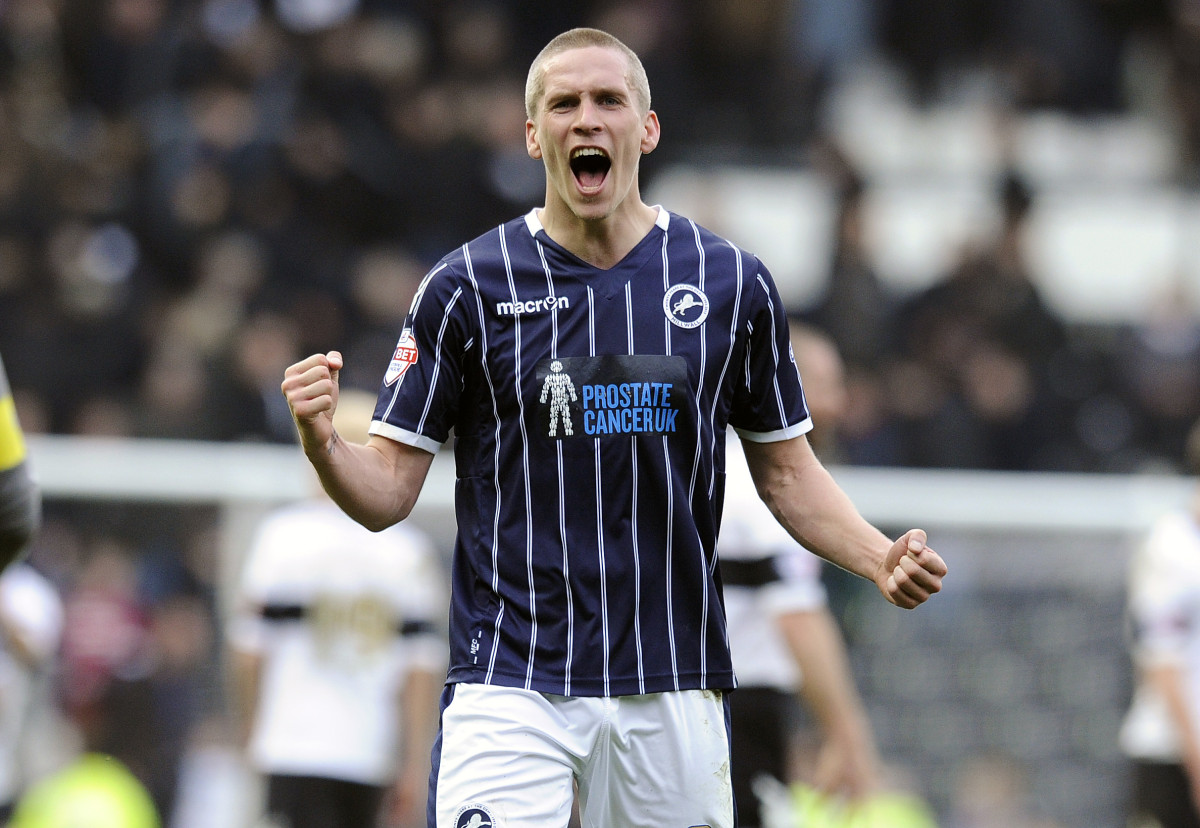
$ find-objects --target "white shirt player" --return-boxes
[0,562,63,807]
[228,499,447,784]
[719,434,827,691]
[1120,507,1200,761]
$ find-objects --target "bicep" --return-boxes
[739,433,821,508]
[371,436,435,485]
[368,436,436,520]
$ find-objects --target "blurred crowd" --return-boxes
[4,1,1200,825]
[0,0,1197,472]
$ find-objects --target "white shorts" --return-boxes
[432,683,734,828]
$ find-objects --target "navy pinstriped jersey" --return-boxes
[369,207,812,697]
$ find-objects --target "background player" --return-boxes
[1120,416,1200,828]
[229,390,447,828]
[721,324,882,827]
[282,27,946,828]
[0,558,64,822]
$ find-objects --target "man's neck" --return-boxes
[537,202,660,270]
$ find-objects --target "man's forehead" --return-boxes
[541,46,631,91]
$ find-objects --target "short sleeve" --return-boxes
[370,262,473,453]
[728,261,811,442]
[1127,515,1200,665]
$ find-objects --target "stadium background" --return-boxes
[6,0,1200,826]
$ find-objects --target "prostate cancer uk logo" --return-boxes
[535,355,688,440]
[384,329,419,385]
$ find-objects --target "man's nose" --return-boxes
[572,99,602,131]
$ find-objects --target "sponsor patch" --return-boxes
[384,329,419,386]
[535,355,688,440]
[663,284,709,329]
[496,294,570,316]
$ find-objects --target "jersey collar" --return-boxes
[523,205,669,237]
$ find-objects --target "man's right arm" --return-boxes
[282,351,435,532]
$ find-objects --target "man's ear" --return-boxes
[526,120,543,160]
[640,110,661,155]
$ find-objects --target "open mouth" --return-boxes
[570,147,611,191]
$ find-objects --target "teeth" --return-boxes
[571,148,608,160]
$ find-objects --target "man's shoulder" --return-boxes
[661,209,761,265]
[429,215,538,280]
[446,215,533,259]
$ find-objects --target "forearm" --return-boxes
[1146,663,1200,784]
[306,435,431,532]
[0,610,42,670]
[284,351,431,531]
[228,649,263,749]
[400,668,441,767]
[747,442,889,583]
[784,610,876,749]
[392,667,441,825]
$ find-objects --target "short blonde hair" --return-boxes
[524,27,651,120]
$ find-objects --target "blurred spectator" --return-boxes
[1116,282,1200,471]
[1168,4,1200,178]
[946,752,1064,828]
[799,154,904,468]
[1119,418,1200,828]
[227,390,447,828]
[0,560,64,822]
[683,0,811,148]
[133,339,223,440]
[57,540,149,737]
[212,309,304,443]
[887,172,1070,470]
[802,163,896,374]
[0,0,1189,473]
[86,591,216,823]
[788,324,850,464]
[878,0,1133,110]
[338,244,426,393]
[60,0,187,118]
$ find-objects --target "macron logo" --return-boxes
[496,295,570,316]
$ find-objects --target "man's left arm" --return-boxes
[740,435,945,608]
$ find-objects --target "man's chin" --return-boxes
[567,198,613,223]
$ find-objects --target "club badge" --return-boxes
[663,284,709,329]
[454,803,496,828]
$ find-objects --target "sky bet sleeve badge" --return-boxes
[384,328,419,385]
